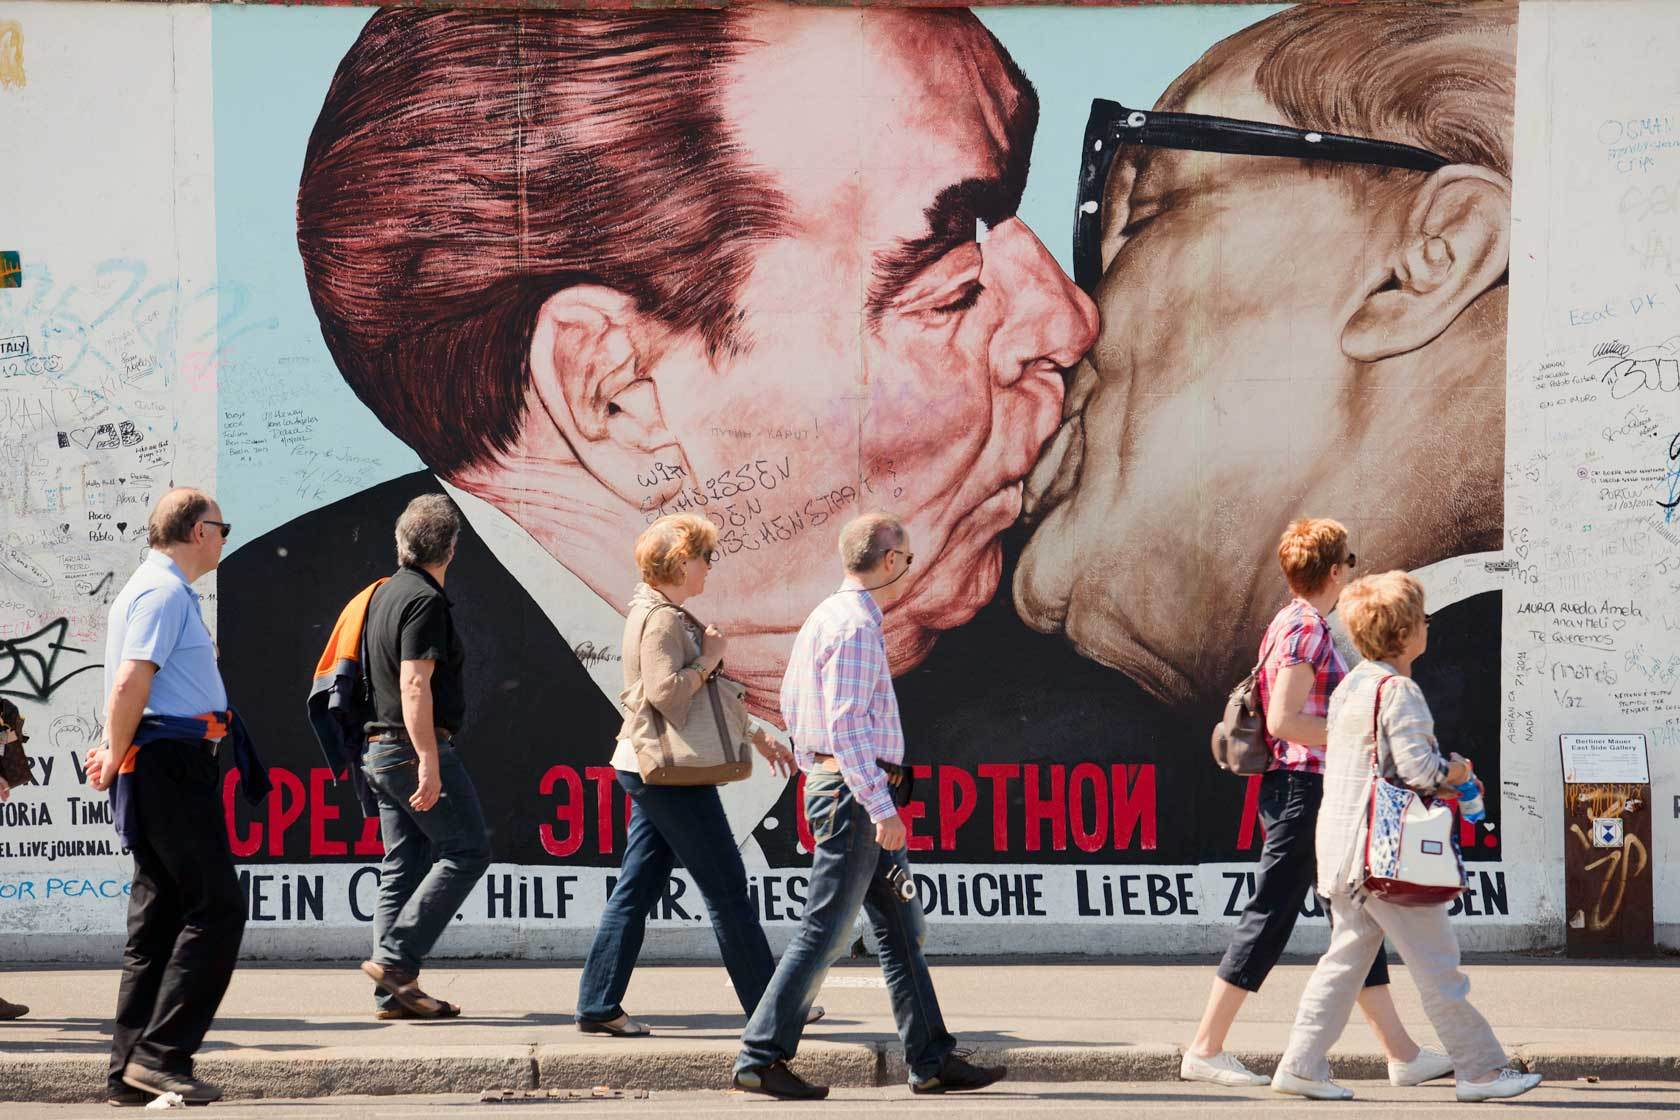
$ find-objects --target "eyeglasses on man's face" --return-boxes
[1073,98,1452,293]
[889,549,915,569]
[199,519,233,540]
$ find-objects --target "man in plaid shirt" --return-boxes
[733,514,1004,1101]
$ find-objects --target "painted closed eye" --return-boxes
[1118,211,1157,243]
[928,281,984,317]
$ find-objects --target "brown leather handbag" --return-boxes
[0,698,34,789]
[1209,631,1276,776]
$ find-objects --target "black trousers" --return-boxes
[1217,768,1389,993]
[108,741,246,1091]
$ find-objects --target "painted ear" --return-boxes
[1342,165,1510,362]
[527,285,676,454]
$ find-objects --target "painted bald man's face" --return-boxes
[1016,57,1508,706]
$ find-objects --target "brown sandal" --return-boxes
[361,961,461,1019]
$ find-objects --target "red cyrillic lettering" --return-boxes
[904,765,934,852]
[938,765,977,850]
[309,768,347,856]
[795,771,814,854]
[267,768,306,857]
[223,769,260,858]
[586,766,617,855]
[1113,763,1157,850]
[539,765,584,857]
[1236,773,1263,850]
[1069,762,1108,852]
[977,763,1020,851]
[354,814,383,857]
[1023,764,1068,852]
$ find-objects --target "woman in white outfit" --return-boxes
[1271,571,1542,1103]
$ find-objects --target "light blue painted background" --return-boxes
[214,4,1287,549]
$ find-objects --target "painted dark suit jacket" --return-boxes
[221,471,1501,868]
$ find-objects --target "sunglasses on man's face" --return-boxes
[1073,99,1452,293]
[200,520,233,540]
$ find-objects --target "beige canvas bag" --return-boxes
[619,602,753,786]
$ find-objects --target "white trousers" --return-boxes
[1278,893,1509,1083]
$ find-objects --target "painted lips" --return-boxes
[1021,411,1085,524]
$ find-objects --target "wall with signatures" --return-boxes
[0,0,1676,959]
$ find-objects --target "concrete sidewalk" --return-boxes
[2,957,1676,1103]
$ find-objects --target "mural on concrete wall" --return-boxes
[214,1,1516,925]
[27,0,1680,953]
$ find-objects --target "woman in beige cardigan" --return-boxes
[1271,571,1540,1103]
[575,514,809,1037]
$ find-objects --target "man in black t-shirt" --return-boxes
[358,495,490,1019]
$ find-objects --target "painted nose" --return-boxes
[985,218,1101,387]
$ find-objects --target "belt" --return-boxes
[809,754,906,780]
[367,727,452,745]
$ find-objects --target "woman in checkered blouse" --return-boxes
[1181,518,1444,1089]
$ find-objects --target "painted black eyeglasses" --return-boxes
[1074,98,1452,293]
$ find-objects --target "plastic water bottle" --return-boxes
[1454,779,1486,823]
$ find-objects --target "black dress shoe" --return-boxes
[911,1050,1007,1094]
[733,1060,830,1100]
[121,1063,224,1104]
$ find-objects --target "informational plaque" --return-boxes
[1559,734,1650,784]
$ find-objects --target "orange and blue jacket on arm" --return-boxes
[307,578,387,816]
[111,710,269,849]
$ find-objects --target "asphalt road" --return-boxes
[13,1082,1680,1118]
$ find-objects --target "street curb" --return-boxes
[6,1043,1680,1102]
[0,1048,537,1105]
[882,1044,1183,1085]
[535,1041,881,1091]
[1513,1046,1680,1082]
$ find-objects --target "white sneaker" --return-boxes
[1390,1046,1455,1086]
[1179,1050,1270,1087]
[1456,1068,1542,1102]
[1271,1068,1355,1100]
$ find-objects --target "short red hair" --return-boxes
[1277,517,1350,596]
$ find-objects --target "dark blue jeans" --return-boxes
[363,737,491,1008]
[736,769,955,1082]
[1218,768,1390,992]
[577,771,774,1022]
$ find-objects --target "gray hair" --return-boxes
[395,494,460,568]
[838,513,905,574]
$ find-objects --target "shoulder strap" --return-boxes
[1253,621,1280,676]
[626,601,679,675]
[1370,675,1395,778]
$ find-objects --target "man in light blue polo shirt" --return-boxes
[85,488,244,1107]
